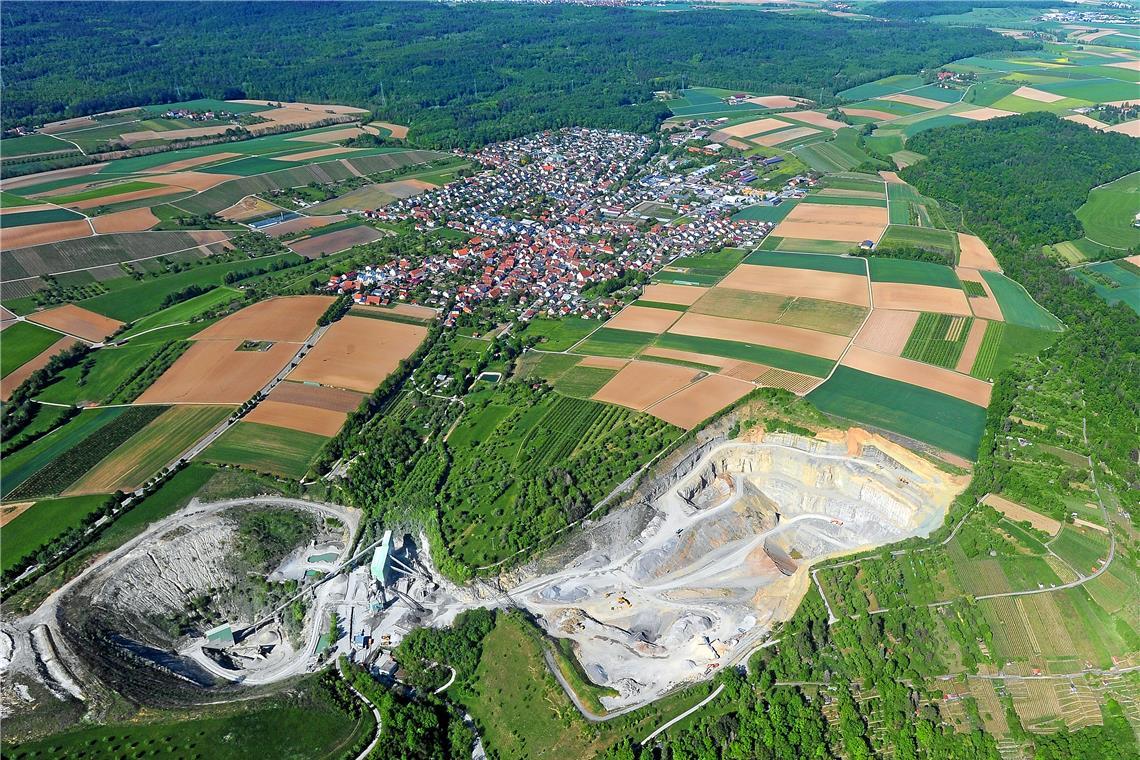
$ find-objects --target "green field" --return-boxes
[1,321,63,377]
[1050,527,1110,576]
[801,195,887,208]
[981,271,1064,331]
[516,351,581,384]
[202,421,326,479]
[68,405,233,494]
[774,237,858,255]
[667,87,765,118]
[901,313,974,369]
[1073,171,1140,250]
[574,327,656,357]
[733,202,799,222]
[0,133,74,157]
[654,332,834,376]
[46,180,163,205]
[839,74,925,100]
[744,250,867,274]
[820,175,885,194]
[552,365,619,398]
[877,225,958,258]
[0,207,86,227]
[690,288,867,336]
[516,317,598,351]
[807,366,986,459]
[969,320,1005,380]
[867,257,961,287]
[795,128,877,173]
[1,407,128,497]
[1074,259,1140,314]
[669,247,748,277]
[0,191,40,207]
[115,286,243,340]
[1037,77,1140,103]
[0,494,109,573]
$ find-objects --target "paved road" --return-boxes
[640,684,725,745]
[339,659,382,760]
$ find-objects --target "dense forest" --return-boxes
[2,2,1022,147]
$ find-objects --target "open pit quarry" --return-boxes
[500,428,968,711]
[2,428,966,722]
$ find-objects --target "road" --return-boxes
[639,684,724,745]
[338,659,382,760]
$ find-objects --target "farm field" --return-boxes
[1,407,129,497]
[1072,171,1140,250]
[136,339,299,404]
[900,312,974,369]
[1073,258,1140,314]
[1,321,64,377]
[66,405,232,494]
[25,303,123,342]
[288,315,427,393]
[34,339,181,406]
[878,225,958,258]
[518,317,599,351]
[0,494,109,573]
[980,271,1064,331]
[287,225,385,258]
[202,420,327,479]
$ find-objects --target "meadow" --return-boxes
[202,421,328,480]
[1072,171,1140,251]
[1,322,64,377]
[0,494,108,574]
[980,271,1064,331]
[868,257,961,288]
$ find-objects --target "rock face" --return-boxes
[515,429,968,711]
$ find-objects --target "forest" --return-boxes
[2,2,1022,147]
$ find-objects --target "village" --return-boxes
[324,127,785,325]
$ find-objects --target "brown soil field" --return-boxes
[956,268,1005,321]
[375,179,436,198]
[725,138,752,151]
[774,203,888,243]
[721,360,770,381]
[956,107,1018,121]
[577,356,630,369]
[0,204,56,215]
[841,107,895,121]
[1126,254,1140,267]
[1076,29,1118,42]
[669,311,850,359]
[1064,114,1108,130]
[291,127,366,143]
[982,494,1061,535]
[591,360,702,411]
[1012,86,1065,103]
[66,186,183,211]
[1105,59,1140,71]
[955,318,989,374]
[780,110,846,130]
[27,303,123,342]
[263,215,347,238]
[232,100,368,115]
[387,303,438,320]
[370,122,410,139]
[646,374,753,429]
[39,116,98,133]
[143,171,239,192]
[691,288,867,336]
[0,219,92,251]
[272,146,363,162]
[854,309,920,355]
[719,263,870,306]
[244,399,347,437]
[186,230,232,246]
[640,283,707,305]
[720,118,794,138]
[120,125,231,145]
[755,367,820,394]
[870,282,972,316]
[957,233,1002,271]
[135,339,297,404]
[605,305,682,334]
[745,95,809,108]
[879,171,905,184]
[266,381,366,412]
[1,337,76,399]
[817,188,884,200]
[1103,120,1140,137]
[288,315,427,393]
[840,345,992,406]
[0,501,36,528]
[91,207,159,233]
[753,126,819,147]
[220,195,287,222]
[141,152,242,174]
[193,295,333,342]
[1,163,106,192]
[288,226,384,258]
[882,93,949,110]
[641,346,732,368]
[1,306,15,320]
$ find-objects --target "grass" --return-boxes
[0,494,108,573]
[0,191,41,207]
[821,175,884,193]
[0,133,75,156]
[981,271,1064,331]
[992,324,1059,375]
[1,407,128,497]
[732,202,798,222]
[669,247,748,277]
[574,327,655,358]
[654,332,834,377]
[519,317,600,351]
[970,320,1005,380]
[1074,259,1140,314]
[67,405,232,494]
[878,225,958,258]
[0,207,86,227]
[744,250,866,275]
[202,421,327,479]
[35,341,169,406]
[839,74,925,100]
[115,286,243,340]
[80,254,299,321]
[46,180,163,205]
[808,366,986,459]
[1049,527,1110,576]
[552,366,619,398]
[901,313,974,369]
[868,257,961,287]
[1,321,63,377]
[775,237,860,255]
[3,680,358,760]
[801,195,887,208]
[1073,171,1140,250]
[516,352,582,384]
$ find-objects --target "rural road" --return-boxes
[338,658,382,760]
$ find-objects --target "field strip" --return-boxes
[2,236,236,283]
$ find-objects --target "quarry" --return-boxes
[2,427,966,717]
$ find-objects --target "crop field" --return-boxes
[690,288,868,336]
[773,202,888,243]
[1049,527,1110,576]
[801,195,887,208]
[667,311,849,360]
[66,405,232,494]
[0,132,74,157]
[287,225,385,258]
[5,405,168,499]
[1,321,63,377]
[838,75,926,100]
[0,494,109,573]
[202,420,326,479]
[136,339,297,404]
[520,317,601,350]
[289,315,426,393]
[552,365,620,398]
[1,407,129,497]
[667,87,765,118]
[1074,259,1140,314]
[645,374,753,429]
[794,130,874,173]
[774,237,860,255]
[591,360,701,411]
[654,332,834,377]
[0,208,87,227]
[26,303,123,342]
[574,327,656,357]
[807,366,986,459]
[969,321,1006,379]
[900,313,974,369]
[980,271,1064,331]
[115,286,242,340]
[668,247,748,279]
[744,250,866,275]
[877,225,958,258]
